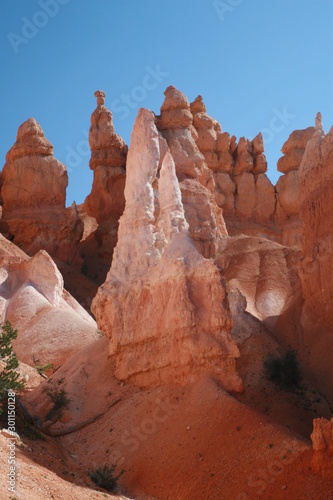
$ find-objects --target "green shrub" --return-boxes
[43,383,71,421]
[89,464,124,492]
[0,321,25,415]
[264,348,301,388]
[35,362,54,378]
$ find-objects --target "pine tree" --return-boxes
[0,321,25,415]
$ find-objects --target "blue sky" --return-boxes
[1,0,332,206]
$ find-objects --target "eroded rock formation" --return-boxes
[275,125,315,247]
[79,91,128,283]
[156,86,228,258]
[0,118,83,262]
[311,417,333,452]
[299,114,333,398]
[188,96,279,243]
[92,108,243,392]
[185,95,317,249]
[84,90,127,223]
[0,234,98,369]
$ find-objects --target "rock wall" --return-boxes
[92,108,243,392]
[299,114,333,398]
[0,118,83,262]
[187,95,316,250]
[275,126,315,247]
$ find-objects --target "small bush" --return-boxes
[43,383,71,421]
[0,321,25,415]
[264,348,301,388]
[89,464,124,492]
[34,362,54,378]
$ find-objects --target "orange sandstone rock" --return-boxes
[311,418,333,452]
[92,108,243,392]
[277,126,315,174]
[299,116,333,398]
[157,87,228,258]
[79,91,128,284]
[84,90,127,223]
[1,118,83,262]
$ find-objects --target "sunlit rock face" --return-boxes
[187,96,317,250]
[188,95,280,245]
[79,91,128,284]
[274,126,316,248]
[92,108,243,392]
[0,234,98,369]
[156,86,228,259]
[1,117,83,262]
[84,90,127,225]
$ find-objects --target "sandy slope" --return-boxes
[20,335,333,499]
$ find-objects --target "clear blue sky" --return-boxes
[1,0,332,206]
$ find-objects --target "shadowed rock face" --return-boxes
[1,117,83,262]
[92,108,243,392]
[299,120,333,398]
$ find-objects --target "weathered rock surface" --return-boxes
[92,108,243,392]
[84,90,127,223]
[80,92,128,284]
[277,126,315,174]
[157,85,193,130]
[157,87,228,258]
[0,234,98,369]
[186,97,280,242]
[311,417,333,452]
[276,170,300,217]
[0,170,4,206]
[299,116,333,398]
[1,118,83,262]
[216,235,302,328]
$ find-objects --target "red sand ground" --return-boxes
[10,333,331,500]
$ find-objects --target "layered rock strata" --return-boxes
[156,86,228,258]
[80,91,128,283]
[1,118,83,262]
[188,96,316,249]
[92,108,243,392]
[275,125,315,247]
[299,114,333,398]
